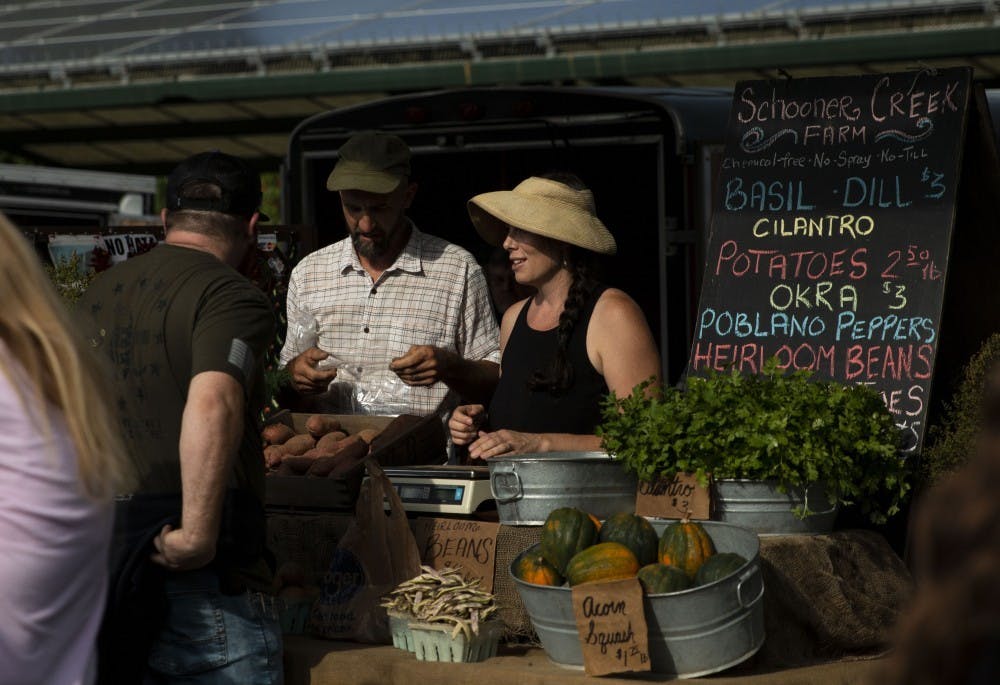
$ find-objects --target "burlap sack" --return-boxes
[755,529,914,668]
[493,525,544,642]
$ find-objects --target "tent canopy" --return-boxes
[1,0,998,172]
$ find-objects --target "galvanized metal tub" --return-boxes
[511,521,764,678]
[488,451,637,526]
[712,479,838,535]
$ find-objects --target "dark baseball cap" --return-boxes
[326,131,411,194]
[166,150,269,222]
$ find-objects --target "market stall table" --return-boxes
[269,482,913,682]
[282,637,882,684]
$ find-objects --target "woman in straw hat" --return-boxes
[450,172,661,459]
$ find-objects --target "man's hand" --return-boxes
[389,345,455,386]
[449,404,487,445]
[288,347,338,393]
[150,523,216,571]
[468,429,542,460]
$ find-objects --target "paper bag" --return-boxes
[311,460,422,642]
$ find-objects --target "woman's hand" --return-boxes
[449,404,486,445]
[468,429,542,460]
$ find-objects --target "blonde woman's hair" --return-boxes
[0,212,133,499]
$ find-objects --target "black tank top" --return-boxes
[488,286,609,434]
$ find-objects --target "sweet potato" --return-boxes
[281,433,317,457]
[299,434,369,478]
[261,423,296,446]
[327,435,371,477]
[305,415,343,439]
[356,428,380,444]
[305,455,343,477]
[264,445,288,469]
[314,430,348,452]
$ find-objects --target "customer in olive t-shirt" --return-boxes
[78,151,281,685]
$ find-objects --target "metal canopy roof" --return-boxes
[0,0,993,68]
[1,0,999,172]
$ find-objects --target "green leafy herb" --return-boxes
[598,358,911,523]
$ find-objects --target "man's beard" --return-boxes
[351,231,386,259]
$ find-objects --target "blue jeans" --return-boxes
[145,568,283,684]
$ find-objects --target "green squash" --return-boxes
[658,520,716,579]
[598,512,659,566]
[540,507,599,575]
[695,552,748,586]
[513,552,564,586]
[636,563,693,594]
[565,542,640,587]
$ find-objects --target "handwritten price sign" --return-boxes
[635,473,710,519]
[571,577,650,676]
[411,517,500,592]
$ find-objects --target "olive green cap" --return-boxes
[326,130,411,194]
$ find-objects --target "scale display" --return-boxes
[381,465,493,515]
[396,483,466,505]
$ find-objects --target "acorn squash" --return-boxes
[565,542,640,586]
[695,552,748,586]
[540,507,599,575]
[658,520,716,579]
[637,563,692,594]
[513,551,564,586]
[599,512,659,566]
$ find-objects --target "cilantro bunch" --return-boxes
[598,358,911,524]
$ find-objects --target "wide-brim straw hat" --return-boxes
[467,176,617,255]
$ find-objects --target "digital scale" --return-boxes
[381,465,494,515]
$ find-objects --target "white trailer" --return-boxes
[0,162,158,229]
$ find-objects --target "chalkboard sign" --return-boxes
[690,68,973,453]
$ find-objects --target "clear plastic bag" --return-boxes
[335,366,413,416]
[289,313,412,415]
[287,313,362,375]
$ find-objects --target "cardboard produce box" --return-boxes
[265,411,447,511]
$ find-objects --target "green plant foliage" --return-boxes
[920,333,1000,489]
[262,364,292,418]
[260,171,281,222]
[45,252,95,304]
[598,358,911,524]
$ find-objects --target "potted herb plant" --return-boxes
[598,358,911,533]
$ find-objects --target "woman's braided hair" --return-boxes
[526,171,600,396]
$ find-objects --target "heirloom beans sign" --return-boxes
[690,68,973,452]
[412,517,500,592]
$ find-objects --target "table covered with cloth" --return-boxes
[268,515,913,683]
[282,637,884,684]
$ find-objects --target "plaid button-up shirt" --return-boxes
[280,224,500,416]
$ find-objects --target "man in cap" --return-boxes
[80,151,282,683]
[280,130,500,417]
